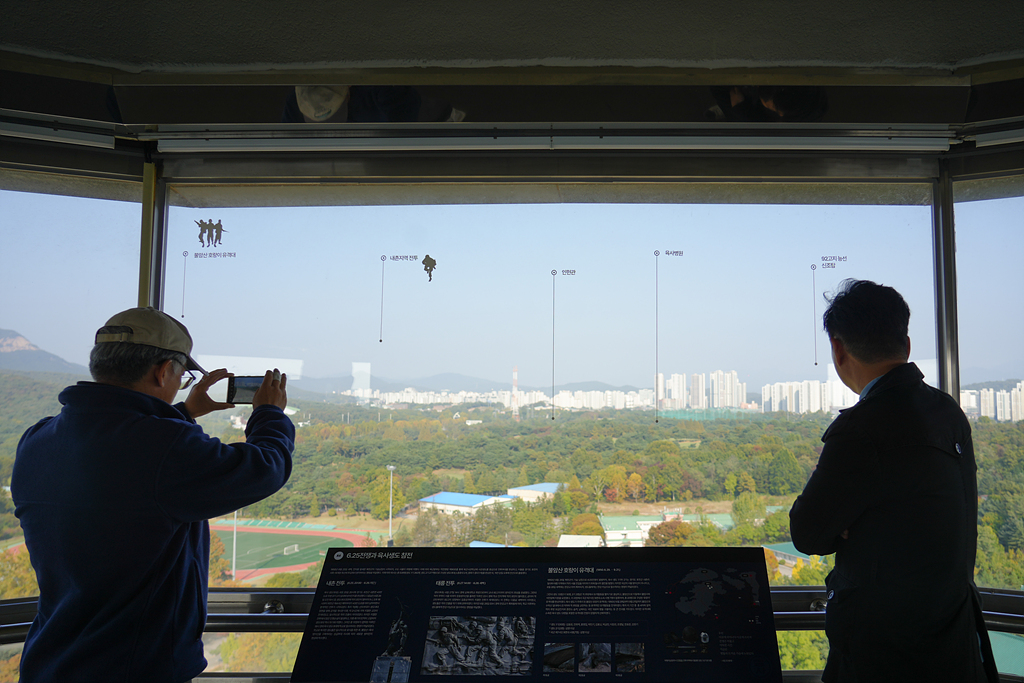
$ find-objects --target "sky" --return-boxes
[2,189,1021,391]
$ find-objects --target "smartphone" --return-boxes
[227,376,263,404]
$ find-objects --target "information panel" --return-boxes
[291,546,781,683]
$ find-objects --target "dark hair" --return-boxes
[89,326,187,386]
[822,279,910,363]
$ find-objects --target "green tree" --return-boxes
[791,555,833,585]
[767,448,805,495]
[761,510,792,543]
[777,631,829,669]
[476,470,497,495]
[219,632,302,671]
[731,492,764,526]
[723,471,738,496]
[369,474,406,520]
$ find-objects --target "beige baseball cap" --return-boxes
[95,307,206,373]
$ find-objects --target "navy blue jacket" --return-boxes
[12,382,294,683]
[791,363,996,682]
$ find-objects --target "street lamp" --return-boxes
[387,465,397,547]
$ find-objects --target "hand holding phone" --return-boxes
[251,369,288,410]
[183,368,234,419]
[226,376,264,404]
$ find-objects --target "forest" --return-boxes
[2,368,1022,591]
[1,368,1022,675]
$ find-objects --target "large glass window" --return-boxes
[0,188,141,678]
[954,186,1024,592]
[162,199,936,672]
[954,183,1024,678]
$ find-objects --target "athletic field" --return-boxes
[212,529,353,574]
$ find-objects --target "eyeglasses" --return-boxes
[180,370,197,391]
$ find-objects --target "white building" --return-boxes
[666,373,687,409]
[557,534,604,548]
[980,388,996,419]
[507,483,563,503]
[689,373,707,409]
[709,370,744,408]
[996,390,1013,422]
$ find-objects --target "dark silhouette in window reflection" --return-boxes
[706,86,828,122]
[283,86,464,123]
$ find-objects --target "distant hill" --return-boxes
[291,375,418,395]
[0,329,89,376]
[962,379,1022,392]
[0,370,85,480]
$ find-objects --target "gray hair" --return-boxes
[89,327,188,386]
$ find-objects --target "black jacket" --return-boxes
[13,382,294,683]
[790,363,997,682]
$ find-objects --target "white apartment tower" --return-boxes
[689,373,707,409]
[667,373,687,409]
[996,390,1012,422]
[980,388,996,419]
[710,370,743,408]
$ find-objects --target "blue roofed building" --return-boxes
[507,482,564,503]
[419,491,514,515]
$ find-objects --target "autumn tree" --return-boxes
[0,653,22,683]
[645,520,696,547]
[219,632,302,672]
[625,472,645,503]
[0,547,38,599]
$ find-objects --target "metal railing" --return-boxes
[2,586,1022,682]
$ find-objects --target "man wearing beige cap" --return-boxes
[12,307,295,683]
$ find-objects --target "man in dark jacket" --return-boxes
[12,307,295,683]
[790,280,997,683]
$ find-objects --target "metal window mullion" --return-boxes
[932,160,959,400]
[138,161,169,309]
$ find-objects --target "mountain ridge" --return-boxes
[0,329,89,376]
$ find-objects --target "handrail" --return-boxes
[2,586,1021,646]
[2,588,1022,683]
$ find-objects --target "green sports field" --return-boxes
[213,530,353,571]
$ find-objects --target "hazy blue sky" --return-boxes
[2,190,1021,390]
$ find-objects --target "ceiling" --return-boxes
[2,1,1023,126]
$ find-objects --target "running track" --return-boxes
[208,524,375,581]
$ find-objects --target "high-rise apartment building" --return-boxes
[689,373,707,409]
[709,370,744,408]
[996,390,1012,422]
[980,388,996,419]
[667,373,687,410]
